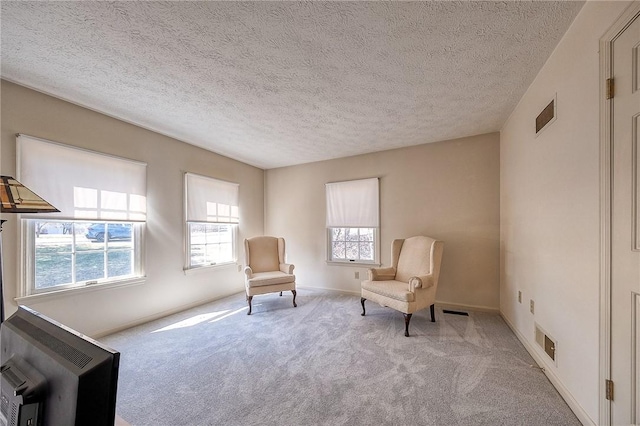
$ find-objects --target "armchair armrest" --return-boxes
[409,274,435,292]
[280,263,295,274]
[244,266,253,279]
[368,267,396,281]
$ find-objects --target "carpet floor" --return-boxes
[102,289,581,426]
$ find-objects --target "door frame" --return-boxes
[600,3,640,425]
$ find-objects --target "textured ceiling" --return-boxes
[1,1,584,169]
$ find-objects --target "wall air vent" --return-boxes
[535,95,557,136]
[535,323,557,364]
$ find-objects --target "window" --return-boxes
[17,134,146,296]
[330,227,375,262]
[326,178,379,264]
[184,173,238,269]
[187,223,234,267]
[27,220,141,292]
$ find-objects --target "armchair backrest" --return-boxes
[394,236,444,284]
[244,236,286,273]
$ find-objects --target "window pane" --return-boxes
[332,241,346,259]
[35,242,72,289]
[205,224,221,244]
[105,223,132,242]
[219,225,232,242]
[360,228,374,241]
[76,251,105,283]
[328,227,376,263]
[217,242,233,262]
[190,224,207,245]
[75,222,96,252]
[346,242,359,259]
[188,223,235,267]
[359,242,374,260]
[29,219,141,294]
[107,250,133,278]
[346,228,359,241]
[108,239,133,250]
[190,244,207,266]
[205,243,218,263]
[85,222,132,242]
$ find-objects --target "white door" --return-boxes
[612,10,640,425]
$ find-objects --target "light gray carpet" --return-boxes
[102,289,581,426]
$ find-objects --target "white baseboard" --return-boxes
[297,285,360,296]
[436,300,499,314]
[500,313,595,426]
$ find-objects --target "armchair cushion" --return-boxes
[246,271,295,288]
[361,280,415,302]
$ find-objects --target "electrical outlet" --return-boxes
[530,300,535,314]
[237,264,242,273]
[354,271,360,279]
[518,291,522,303]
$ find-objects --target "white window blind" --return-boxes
[17,134,147,221]
[326,178,379,227]
[185,173,239,223]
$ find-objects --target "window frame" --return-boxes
[183,172,240,272]
[21,219,145,297]
[16,134,148,299]
[327,226,380,265]
[325,177,380,266]
[184,221,238,270]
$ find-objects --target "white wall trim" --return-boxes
[599,19,614,426]
[15,277,146,305]
[435,300,499,314]
[501,313,596,426]
[599,3,640,425]
[297,285,360,296]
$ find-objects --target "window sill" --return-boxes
[326,260,381,268]
[183,262,239,275]
[16,277,146,305]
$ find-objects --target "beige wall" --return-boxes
[500,2,631,424]
[266,133,500,310]
[0,80,264,336]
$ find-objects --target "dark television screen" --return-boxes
[0,306,119,426]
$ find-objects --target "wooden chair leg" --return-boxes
[292,290,297,307]
[430,304,435,322]
[361,297,366,316]
[403,313,412,337]
[246,295,253,315]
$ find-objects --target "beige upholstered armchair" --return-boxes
[361,236,444,336]
[244,236,297,315]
